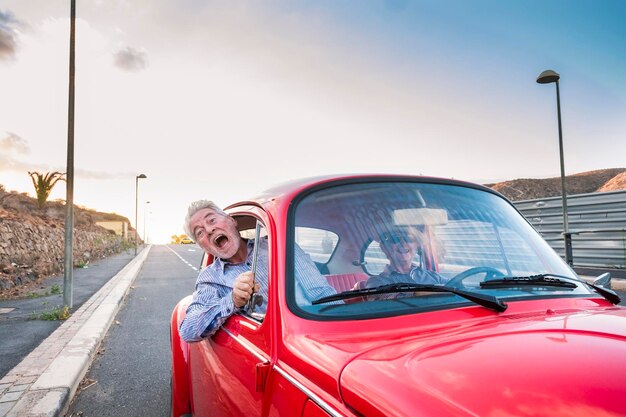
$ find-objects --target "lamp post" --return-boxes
[135,174,147,256]
[537,69,572,265]
[63,0,76,308]
[143,201,150,244]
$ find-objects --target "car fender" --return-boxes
[170,295,193,417]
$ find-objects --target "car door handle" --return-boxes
[255,361,271,392]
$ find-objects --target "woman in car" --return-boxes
[364,226,447,298]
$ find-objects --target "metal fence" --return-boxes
[514,190,626,269]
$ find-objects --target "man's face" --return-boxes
[190,208,241,260]
[380,231,419,273]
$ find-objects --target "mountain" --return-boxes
[486,168,626,201]
[0,185,133,297]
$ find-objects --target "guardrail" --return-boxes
[514,190,626,269]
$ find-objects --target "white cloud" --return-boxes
[113,46,148,71]
[0,9,22,61]
[0,131,30,154]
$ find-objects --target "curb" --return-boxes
[0,246,151,417]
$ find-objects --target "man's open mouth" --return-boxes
[213,234,228,249]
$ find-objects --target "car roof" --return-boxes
[225,174,501,213]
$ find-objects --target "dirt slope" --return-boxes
[486,168,626,201]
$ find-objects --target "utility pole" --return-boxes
[63,0,76,308]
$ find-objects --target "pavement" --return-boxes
[0,248,624,417]
[0,247,151,417]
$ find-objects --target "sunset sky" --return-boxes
[1,1,625,243]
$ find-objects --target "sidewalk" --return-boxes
[0,246,151,417]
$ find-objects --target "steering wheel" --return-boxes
[445,266,505,289]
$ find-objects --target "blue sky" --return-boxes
[1,1,625,242]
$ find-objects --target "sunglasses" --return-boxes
[380,232,415,245]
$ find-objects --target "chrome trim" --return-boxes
[237,311,264,325]
[246,221,263,311]
[222,327,268,363]
[274,366,344,417]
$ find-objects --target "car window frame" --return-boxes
[285,176,586,321]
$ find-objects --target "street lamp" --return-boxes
[537,69,572,265]
[63,0,77,309]
[135,174,147,255]
[143,201,150,244]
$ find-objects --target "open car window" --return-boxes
[233,215,269,322]
[289,180,593,320]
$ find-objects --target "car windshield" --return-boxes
[288,180,596,319]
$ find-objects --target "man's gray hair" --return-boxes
[183,200,227,239]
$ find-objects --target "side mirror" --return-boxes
[592,272,612,289]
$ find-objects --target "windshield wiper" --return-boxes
[480,273,621,305]
[312,283,507,312]
[480,275,577,289]
[546,273,621,305]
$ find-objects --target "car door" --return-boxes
[189,210,273,417]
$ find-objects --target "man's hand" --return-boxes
[232,271,260,308]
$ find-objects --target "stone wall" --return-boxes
[0,215,131,292]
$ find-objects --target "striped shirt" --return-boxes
[179,238,336,342]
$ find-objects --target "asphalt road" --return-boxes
[67,244,202,417]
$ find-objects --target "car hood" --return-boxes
[339,307,626,417]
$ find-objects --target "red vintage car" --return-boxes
[170,174,625,417]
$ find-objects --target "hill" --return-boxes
[486,168,626,201]
[0,185,133,297]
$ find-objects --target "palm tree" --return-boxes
[28,171,65,209]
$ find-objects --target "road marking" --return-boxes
[166,246,199,272]
[0,307,16,314]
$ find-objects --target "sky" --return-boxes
[1,0,625,244]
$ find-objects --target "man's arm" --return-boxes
[179,281,237,342]
[179,270,257,342]
[293,245,337,305]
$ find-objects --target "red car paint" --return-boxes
[170,175,626,417]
